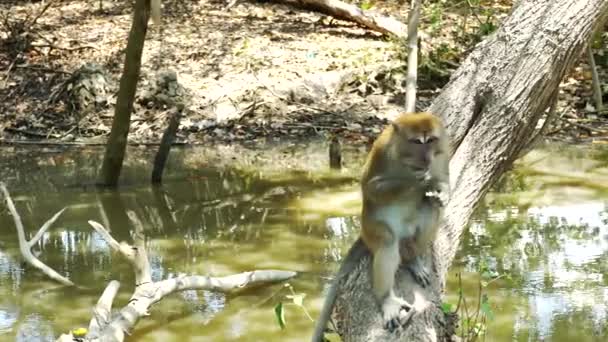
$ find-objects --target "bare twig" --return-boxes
[225,0,240,9]
[31,43,98,51]
[2,52,22,89]
[546,122,572,135]
[4,127,61,139]
[523,88,560,153]
[558,117,607,134]
[0,183,73,286]
[465,0,485,26]
[28,0,56,28]
[29,208,66,249]
[587,44,603,112]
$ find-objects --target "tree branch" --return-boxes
[57,217,297,342]
[334,0,608,340]
[405,0,422,113]
[1,182,74,286]
[588,44,603,112]
[273,0,408,38]
[88,280,121,337]
[28,207,66,249]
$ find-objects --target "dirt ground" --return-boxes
[1,0,607,148]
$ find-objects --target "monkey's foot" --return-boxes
[382,296,414,332]
[407,257,431,287]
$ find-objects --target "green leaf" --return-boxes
[462,318,470,330]
[274,302,286,329]
[480,296,494,321]
[479,22,497,35]
[286,293,306,307]
[440,302,453,314]
[360,0,374,10]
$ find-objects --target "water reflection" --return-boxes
[0,143,607,341]
[0,146,357,342]
[0,308,18,334]
[451,199,608,341]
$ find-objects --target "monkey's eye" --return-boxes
[427,137,438,144]
[408,138,424,145]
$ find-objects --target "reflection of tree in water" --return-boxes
[0,156,355,285]
[460,206,606,288]
[456,202,608,340]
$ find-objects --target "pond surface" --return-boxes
[0,142,607,342]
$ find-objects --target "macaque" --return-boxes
[311,112,450,342]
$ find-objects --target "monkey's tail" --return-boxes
[311,238,369,342]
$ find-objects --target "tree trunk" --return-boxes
[98,0,151,187]
[332,0,608,341]
[151,106,183,184]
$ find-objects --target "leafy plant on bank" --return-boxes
[273,283,314,329]
[442,264,504,342]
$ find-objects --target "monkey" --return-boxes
[311,112,450,342]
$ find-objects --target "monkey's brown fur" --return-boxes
[311,112,450,342]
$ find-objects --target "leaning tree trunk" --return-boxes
[332,0,608,341]
[98,0,151,187]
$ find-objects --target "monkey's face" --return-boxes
[398,133,439,171]
[389,112,446,172]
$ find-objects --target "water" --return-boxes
[445,144,608,342]
[0,142,607,341]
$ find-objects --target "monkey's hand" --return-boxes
[365,175,414,203]
[423,181,449,208]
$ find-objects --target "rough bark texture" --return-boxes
[98,0,150,187]
[333,0,608,341]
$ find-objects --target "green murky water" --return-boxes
[0,143,607,342]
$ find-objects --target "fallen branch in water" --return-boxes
[0,183,297,341]
[57,211,296,342]
[0,182,74,286]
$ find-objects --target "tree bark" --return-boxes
[98,0,151,187]
[151,106,183,184]
[331,0,608,341]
